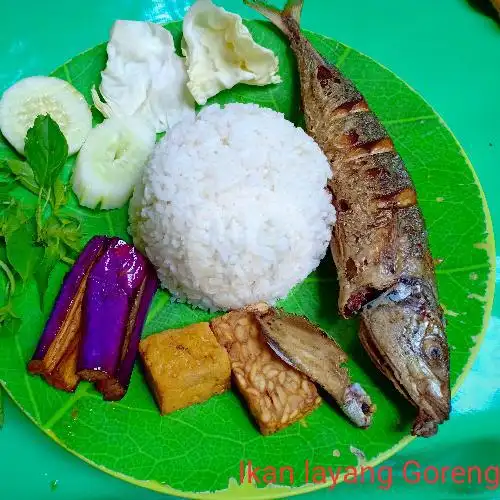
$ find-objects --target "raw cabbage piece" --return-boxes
[92,20,195,133]
[182,0,281,105]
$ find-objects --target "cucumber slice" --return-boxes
[0,76,92,155]
[72,117,156,210]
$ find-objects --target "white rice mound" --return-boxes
[129,103,335,311]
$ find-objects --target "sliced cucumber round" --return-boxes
[0,76,92,156]
[72,117,156,210]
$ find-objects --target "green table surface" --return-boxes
[1,0,499,498]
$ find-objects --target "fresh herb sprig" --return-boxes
[0,115,82,331]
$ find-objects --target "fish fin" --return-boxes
[243,0,303,37]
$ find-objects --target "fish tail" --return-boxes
[285,0,304,23]
[243,0,304,37]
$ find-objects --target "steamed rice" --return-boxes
[129,103,335,310]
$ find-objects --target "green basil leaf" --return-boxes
[60,223,81,252]
[1,159,39,195]
[24,115,68,189]
[0,168,15,185]
[1,159,26,176]
[0,181,15,201]
[0,316,21,337]
[52,177,67,214]
[35,244,60,311]
[0,202,34,239]
[42,215,81,253]
[5,219,43,282]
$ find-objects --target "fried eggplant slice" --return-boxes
[27,236,107,391]
[78,238,157,400]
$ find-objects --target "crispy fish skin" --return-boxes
[253,304,375,428]
[245,0,450,436]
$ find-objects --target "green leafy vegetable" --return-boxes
[0,114,81,324]
[0,257,16,325]
[0,317,21,337]
[2,159,39,195]
[6,220,43,282]
[43,215,81,254]
[34,214,81,305]
[0,181,15,203]
[0,259,15,296]
[35,245,60,310]
[52,177,67,214]
[0,200,36,239]
[24,115,68,190]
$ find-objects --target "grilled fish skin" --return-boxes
[244,0,450,436]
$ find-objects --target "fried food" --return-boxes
[246,0,450,436]
[211,310,321,435]
[254,305,375,428]
[139,322,231,415]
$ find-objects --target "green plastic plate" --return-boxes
[0,20,495,498]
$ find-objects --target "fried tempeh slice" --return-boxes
[253,305,375,428]
[211,311,321,435]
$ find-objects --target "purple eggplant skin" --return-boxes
[78,238,156,390]
[97,270,158,400]
[28,236,108,375]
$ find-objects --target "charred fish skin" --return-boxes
[244,0,451,436]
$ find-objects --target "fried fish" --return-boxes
[253,304,375,428]
[245,0,450,436]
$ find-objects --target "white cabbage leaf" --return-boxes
[92,20,195,133]
[182,0,281,105]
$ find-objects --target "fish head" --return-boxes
[359,278,450,437]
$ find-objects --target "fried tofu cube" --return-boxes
[139,322,231,415]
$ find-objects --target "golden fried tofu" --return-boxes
[139,322,231,415]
